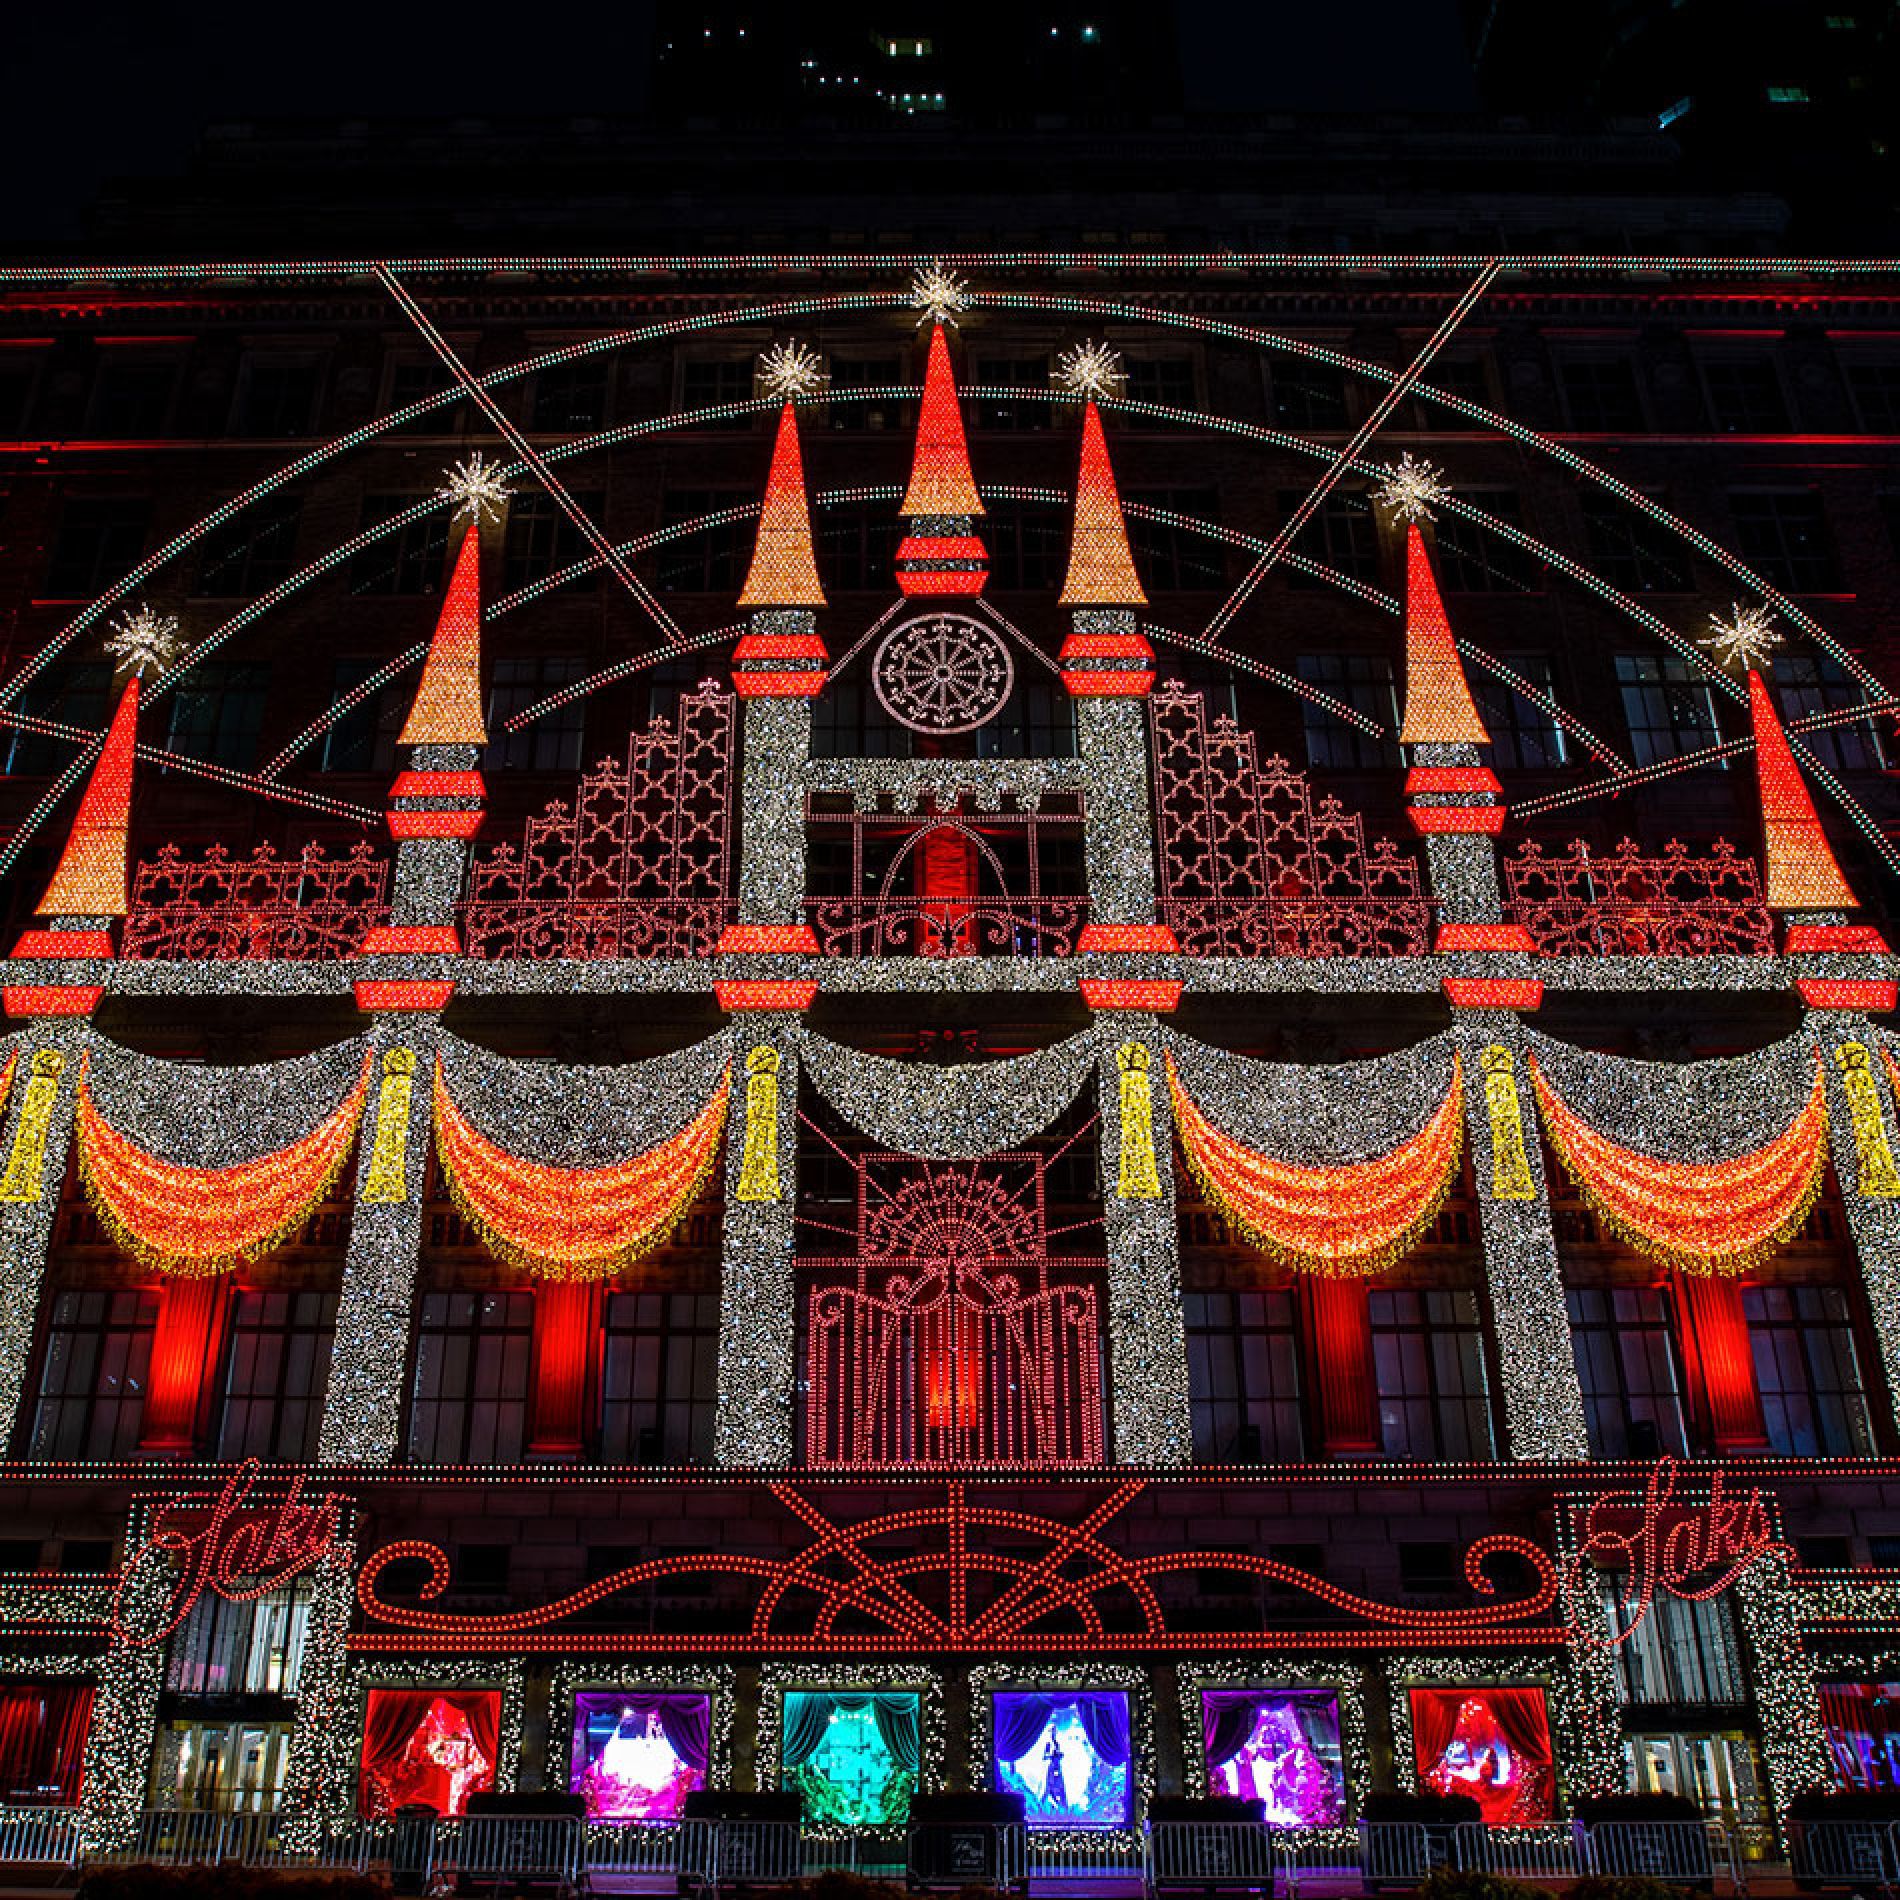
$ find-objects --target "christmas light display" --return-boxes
[1397,523,1490,748]
[1200,1690,1346,1826]
[1409,1687,1556,1825]
[1179,1662,1369,1834]
[359,1688,500,1817]
[908,261,969,328]
[435,450,513,526]
[757,1667,941,1836]
[0,1051,64,1203]
[990,1690,1133,1830]
[101,605,180,680]
[1374,453,1453,526]
[18,678,140,930]
[397,521,487,747]
[758,339,828,403]
[570,1692,710,1820]
[1059,401,1147,608]
[1835,1042,1900,1197]
[737,403,827,609]
[1746,668,1863,914]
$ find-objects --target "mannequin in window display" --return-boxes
[1424,1696,1518,1820]
[581,1706,697,1820]
[388,1697,492,1816]
[1000,1705,1126,1826]
[1213,1703,1332,1825]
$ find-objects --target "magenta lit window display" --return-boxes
[1201,1690,1344,1826]
[570,1692,710,1821]
[1409,1687,1554,1826]
[1821,1683,1900,1791]
[992,1691,1132,1830]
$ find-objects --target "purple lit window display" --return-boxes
[1200,1691,1345,1827]
[570,1692,710,1821]
[992,1691,1132,1830]
[1821,1684,1900,1792]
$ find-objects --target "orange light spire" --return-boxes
[398,521,487,746]
[1059,399,1147,607]
[899,323,983,519]
[1398,522,1489,747]
[738,401,827,608]
[1748,666,1860,911]
[33,676,140,920]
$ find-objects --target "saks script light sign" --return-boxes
[1569,1458,1783,1648]
[112,1458,348,1648]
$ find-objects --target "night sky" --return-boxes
[1,0,1476,247]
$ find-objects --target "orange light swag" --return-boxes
[433,1065,730,1282]
[1529,1053,1827,1275]
[75,1053,371,1277]
[1167,1053,1465,1276]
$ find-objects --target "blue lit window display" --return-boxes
[781,1691,922,1826]
[992,1691,1133,1830]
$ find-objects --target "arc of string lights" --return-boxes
[1202,260,1500,643]
[258,642,428,781]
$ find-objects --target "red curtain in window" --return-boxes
[1410,1686,1554,1825]
[1674,1273,1767,1451]
[0,1682,93,1803]
[1301,1277,1378,1454]
[530,1280,601,1457]
[360,1688,501,1818]
[915,824,978,957]
[139,1276,231,1455]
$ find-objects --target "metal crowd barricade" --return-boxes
[1144,1817,1275,1895]
[0,1808,81,1869]
[94,1807,234,1866]
[1577,1816,1721,1890]
[1453,1824,1581,1886]
[431,1811,587,1891]
[585,1819,684,1880]
[678,1815,804,1894]
[1788,1815,1900,1891]
[1025,1833,1146,1886]
[1357,1821,1449,1891]
[909,1817,1027,1892]
[244,1816,378,1873]
[1271,1830,1364,1900]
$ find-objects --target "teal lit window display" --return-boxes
[782,1691,921,1826]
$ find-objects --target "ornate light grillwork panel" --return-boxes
[1148,684,1431,957]
[122,840,390,961]
[461,683,736,959]
[1502,838,1776,956]
[801,1151,1107,1470]
[804,796,1088,958]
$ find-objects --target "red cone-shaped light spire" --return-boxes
[1398,523,1489,747]
[398,522,487,746]
[1059,399,1147,608]
[900,323,984,519]
[33,675,140,920]
[738,401,827,608]
[1748,667,1860,911]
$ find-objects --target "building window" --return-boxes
[1296,653,1402,770]
[1729,490,1841,593]
[501,490,605,596]
[195,494,302,598]
[0,353,41,436]
[483,657,587,773]
[1436,492,1542,592]
[531,358,610,433]
[44,496,149,598]
[159,1721,294,1814]
[89,357,179,436]
[215,1291,336,1463]
[168,1584,311,1696]
[28,1289,155,1462]
[1626,1731,1765,1846]
[1123,488,1224,590]
[1,662,110,777]
[984,498,1066,590]
[1567,1286,1690,1460]
[348,495,450,597]
[1184,1288,1305,1462]
[1412,356,1491,427]
[1845,362,1900,432]
[599,1290,719,1463]
[815,511,905,591]
[656,490,752,593]
[1615,654,1724,769]
[979,677,1078,760]
[385,358,463,433]
[810,673,917,758]
[232,358,320,438]
[1771,653,1887,773]
[406,1290,533,1466]
[1475,655,1568,769]
[165,662,270,770]
[1370,1288,1495,1461]
[828,356,911,432]
[973,357,1052,430]
[676,359,751,430]
[318,658,408,774]
[1701,357,1790,433]
[1608,1585,1747,1703]
[1270,359,1348,430]
[1744,1284,1874,1457]
[1284,490,1378,587]
[1580,493,1693,593]
[1560,359,1646,432]
[1124,357,1197,427]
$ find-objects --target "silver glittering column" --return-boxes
[80,1619,167,1852]
[1454,1017,1591,1461]
[736,626,817,928]
[317,1019,437,1466]
[1095,1031,1192,1465]
[1412,742,1505,927]
[0,1023,84,1452]
[715,1024,800,1466]
[1818,1015,1900,1437]
[1074,694,1160,926]
[1734,1552,1832,1847]
[278,1533,359,1838]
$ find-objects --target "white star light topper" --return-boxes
[757,339,828,403]
[909,259,970,329]
[1699,602,1781,673]
[1054,339,1125,402]
[437,450,514,525]
[1372,453,1453,525]
[103,603,182,679]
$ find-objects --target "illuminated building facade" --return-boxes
[1,228,1900,1877]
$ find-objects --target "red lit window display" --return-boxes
[1410,1687,1554,1825]
[1821,1684,1900,1792]
[1201,1690,1345,1826]
[570,1692,710,1821]
[359,1689,500,1818]
[0,1682,93,1805]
